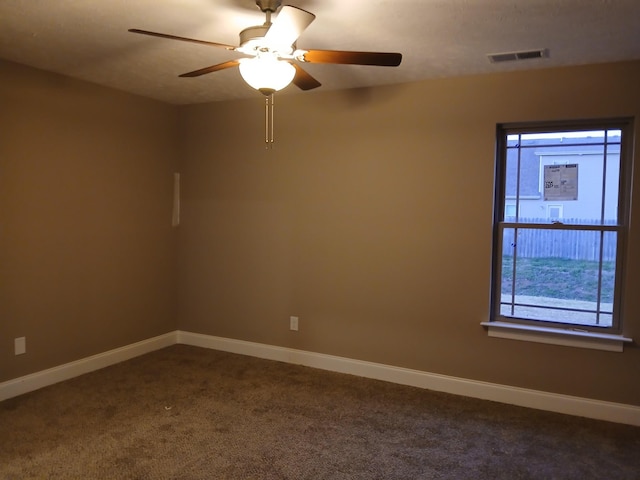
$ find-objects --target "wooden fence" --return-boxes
[502,218,617,261]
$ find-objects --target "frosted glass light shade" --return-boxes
[239,55,296,95]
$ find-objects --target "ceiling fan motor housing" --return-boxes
[239,25,270,47]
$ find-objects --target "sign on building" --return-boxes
[544,164,578,201]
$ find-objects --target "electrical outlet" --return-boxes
[289,316,299,331]
[14,337,26,355]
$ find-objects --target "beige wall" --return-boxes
[0,61,179,381]
[2,58,639,407]
[177,61,640,406]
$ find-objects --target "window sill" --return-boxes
[480,321,633,352]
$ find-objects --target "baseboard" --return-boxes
[3,330,639,427]
[177,330,640,427]
[0,332,176,402]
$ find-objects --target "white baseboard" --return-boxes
[2,330,639,427]
[0,332,176,402]
[177,330,640,427]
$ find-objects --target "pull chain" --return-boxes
[264,94,275,149]
[265,96,269,146]
[270,93,275,146]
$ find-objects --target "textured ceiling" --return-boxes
[1,0,639,105]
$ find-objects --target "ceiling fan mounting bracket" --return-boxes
[256,0,282,13]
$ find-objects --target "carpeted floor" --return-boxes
[1,345,639,479]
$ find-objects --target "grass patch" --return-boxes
[501,256,615,302]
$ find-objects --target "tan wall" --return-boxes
[177,61,640,406]
[0,61,179,381]
[2,58,638,407]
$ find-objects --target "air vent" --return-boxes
[488,49,548,63]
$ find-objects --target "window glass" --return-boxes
[500,228,615,327]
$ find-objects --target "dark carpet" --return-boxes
[1,345,638,479]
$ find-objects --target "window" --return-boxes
[488,119,633,347]
[505,204,517,218]
[547,205,563,220]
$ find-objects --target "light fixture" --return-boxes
[238,53,296,96]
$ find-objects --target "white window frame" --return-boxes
[483,119,634,351]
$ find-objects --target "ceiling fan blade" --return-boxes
[179,60,241,77]
[264,6,315,48]
[291,63,321,91]
[300,49,402,67]
[128,29,236,50]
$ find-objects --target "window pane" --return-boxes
[518,130,606,147]
[501,304,611,326]
[603,139,621,223]
[500,227,515,316]
[505,144,542,222]
[500,228,615,327]
[506,134,520,148]
[600,230,617,312]
[504,148,518,219]
[607,129,622,142]
[504,130,620,225]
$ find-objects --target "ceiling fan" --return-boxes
[129,0,403,96]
